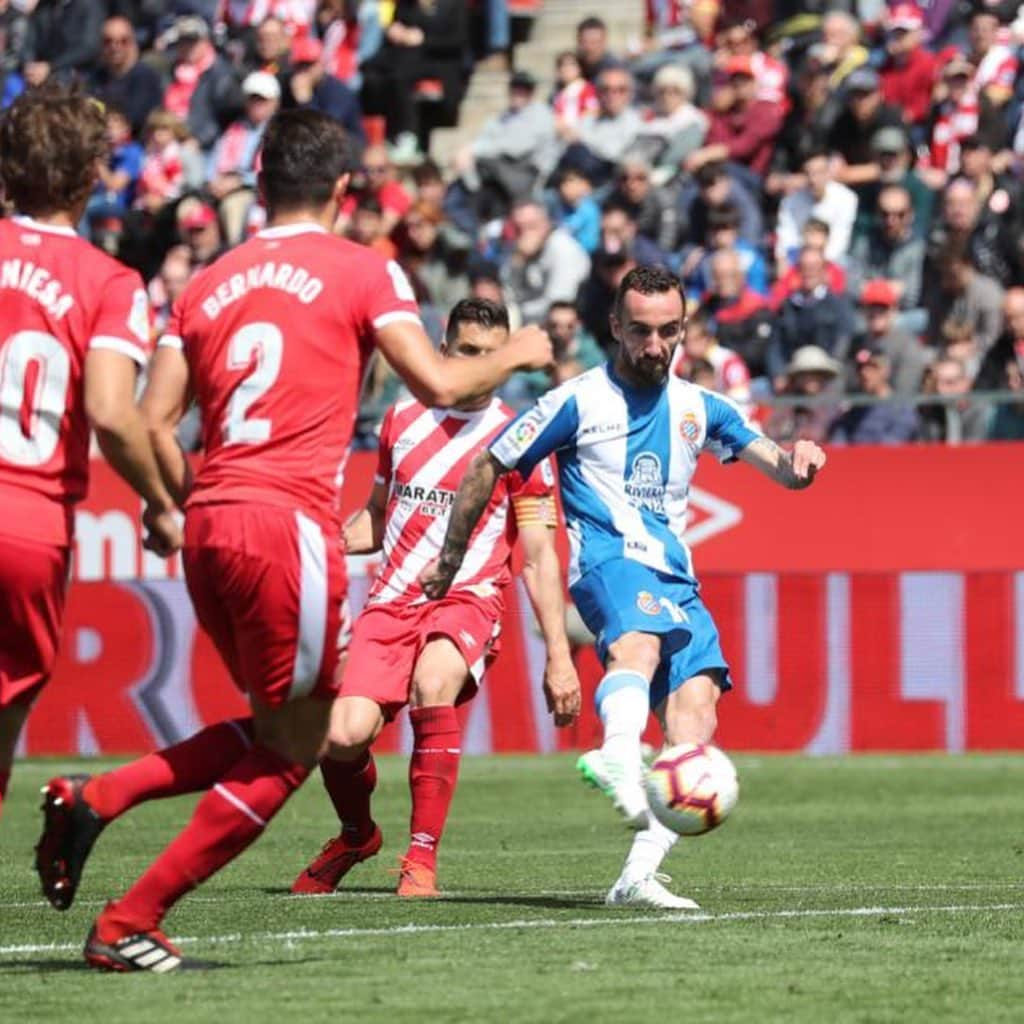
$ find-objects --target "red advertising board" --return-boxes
[19,444,1024,757]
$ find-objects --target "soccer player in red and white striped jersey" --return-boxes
[291,299,581,898]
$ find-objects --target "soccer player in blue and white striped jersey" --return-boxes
[422,265,826,909]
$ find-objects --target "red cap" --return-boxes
[860,279,898,307]
[724,55,754,78]
[291,36,323,64]
[178,200,216,230]
[887,3,924,30]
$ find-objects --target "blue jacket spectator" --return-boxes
[285,36,365,148]
[829,344,918,444]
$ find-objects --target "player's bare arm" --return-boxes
[376,321,553,409]
[84,350,181,555]
[517,512,581,727]
[420,450,506,599]
[738,437,827,490]
[342,481,388,554]
[139,345,194,507]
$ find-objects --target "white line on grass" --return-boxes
[2,902,1022,958]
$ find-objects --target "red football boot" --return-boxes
[290,825,383,894]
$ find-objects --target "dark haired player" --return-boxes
[0,86,180,821]
[36,110,552,972]
[422,266,826,909]
[291,298,580,900]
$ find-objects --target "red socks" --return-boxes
[0,769,9,820]
[405,706,461,869]
[98,743,308,938]
[84,719,254,822]
[320,750,377,841]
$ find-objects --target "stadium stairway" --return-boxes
[429,0,644,167]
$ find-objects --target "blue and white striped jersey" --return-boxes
[489,362,759,586]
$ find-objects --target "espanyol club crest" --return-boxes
[679,410,701,446]
[636,590,662,616]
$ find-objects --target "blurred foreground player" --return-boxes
[35,109,552,972]
[0,86,181,822]
[423,266,826,909]
[291,299,581,899]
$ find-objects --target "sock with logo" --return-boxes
[83,718,254,822]
[96,744,309,936]
[404,706,461,870]
[622,817,679,883]
[320,749,377,842]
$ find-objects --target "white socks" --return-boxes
[622,817,679,883]
[595,670,650,765]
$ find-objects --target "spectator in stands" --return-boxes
[975,287,1024,390]
[176,198,225,270]
[551,50,598,127]
[966,7,1017,111]
[769,245,855,382]
[23,0,103,86]
[580,247,635,352]
[347,197,395,258]
[468,260,517,326]
[505,300,604,406]
[456,71,558,223]
[136,112,200,215]
[607,153,679,255]
[546,166,601,254]
[90,16,163,137]
[878,4,936,128]
[925,238,1004,354]
[633,1,713,98]
[396,200,470,312]
[764,345,843,444]
[865,127,935,238]
[684,202,768,299]
[826,67,904,191]
[713,16,788,109]
[285,35,365,147]
[771,219,847,309]
[576,16,617,82]
[702,248,773,377]
[164,16,243,155]
[149,246,194,336]
[500,199,590,325]
[249,15,292,83]
[599,201,667,268]
[954,136,1024,287]
[686,56,782,181]
[337,144,412,237]
[847,185,926,334]
[359,0,469,162]
[775,147,858,273]
[938,318,981,382]
[316,0,382,91]
[207,71,280,244]
[851,281,930,396]
[0,1,27,93]
[671,309,753,414]
[680,161,763,251]
[917,355,990,442]
[818,10,869,93]
[84,105,144,241]
[829,343,918,444]
[987,357,1024,440]
[559,65,643,185]
[634,62,708,179]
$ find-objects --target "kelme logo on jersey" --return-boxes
[625,452,665,514]
[636,591,661,616]
[679,410,701,446]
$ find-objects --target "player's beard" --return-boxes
[624,348,670,386]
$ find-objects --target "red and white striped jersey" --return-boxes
[366,397,556,608]
[974,43,1017,96]
[553,79,599,124]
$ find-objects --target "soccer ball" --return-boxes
[645,743,739,836]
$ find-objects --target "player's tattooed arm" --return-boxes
[420,451,507,599]
[739,437,827,490]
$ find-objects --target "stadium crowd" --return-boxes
[5,0,1024,444]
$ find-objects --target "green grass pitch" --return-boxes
[2,754,1023,1023]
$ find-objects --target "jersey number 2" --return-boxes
[223,322,283,445]
[0,330,71,466]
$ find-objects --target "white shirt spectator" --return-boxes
[775,180,858,268]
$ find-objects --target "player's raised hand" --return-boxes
[419,556,458,601]
[142,504,183,557]
[792,440,826,483]
[508,324,554,371]
[543,655,582,727]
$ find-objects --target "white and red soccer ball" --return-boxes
[645,743,739,836]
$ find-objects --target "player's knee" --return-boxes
[607,632,661,680]
[328,717,376,754]
[410,675,457,708]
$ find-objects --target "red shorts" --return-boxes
[0,533,69,708]
[184,503,349,707]
[341,594,502,720]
